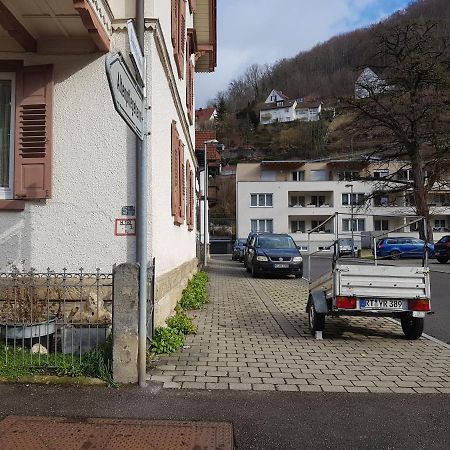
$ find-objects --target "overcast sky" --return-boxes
[195,0,411,107]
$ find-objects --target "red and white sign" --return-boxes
[115,218,136,236]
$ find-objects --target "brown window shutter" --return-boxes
[176,0,186,79]
[179,141,185,222]
[171,0,179,49]
[185,160,191,226]
[171,121,180,219]
[186,60,194,124]
[14,65,53,200]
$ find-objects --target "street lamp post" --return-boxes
[203,139,218,268]
[346,184,354,256]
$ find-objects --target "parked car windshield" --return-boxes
[339,239,352,246]
[257,236,297,249]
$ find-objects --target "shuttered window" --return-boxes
[186,160,194,231]
[171,121,186,226]
[172,0,186,79]
[0,62,53,205]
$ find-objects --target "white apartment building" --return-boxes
[0,0,217,325]
[236,161,450,253]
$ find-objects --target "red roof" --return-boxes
[195,130,221,163]
[195,107,216,121]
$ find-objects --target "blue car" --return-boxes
[375,237,434,260]
[246,233,303,278]
[232,239,247,261]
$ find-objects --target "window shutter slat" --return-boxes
[14,65,53,199]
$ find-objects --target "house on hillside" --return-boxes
[259,90,322,125]
[295,97,322,122]
[195,107,217,129]
[0,0,217,326]
[355,67,386,99]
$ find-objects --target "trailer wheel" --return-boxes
[308,297,325,336]
[400,313,424,340]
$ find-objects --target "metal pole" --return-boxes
[203,142,208,267]
[136,0,148,388]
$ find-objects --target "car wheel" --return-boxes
[390,250,401,260]
[437,257,449,264]
[295,272,303,279]
[400,313,424,340]
[251,262,259,278]
[307,297,325,336]
[245,260,251,272]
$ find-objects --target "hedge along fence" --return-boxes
[150,272,208,355]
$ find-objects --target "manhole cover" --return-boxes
[0,416,234,450]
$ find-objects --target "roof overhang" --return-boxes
[0,0,111,54]
[261,161,306,170]
[194,0,217,72]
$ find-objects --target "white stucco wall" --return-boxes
[0,6,199,276]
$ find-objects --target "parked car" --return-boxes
[434,235,450,263]
[375,237,434,260]
[337,238,355,257]
[246,233,303,278]
[232,239,247,261]
[243,231,269,269]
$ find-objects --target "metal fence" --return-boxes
[0,268,112,368]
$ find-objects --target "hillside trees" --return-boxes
[345,20,450,241]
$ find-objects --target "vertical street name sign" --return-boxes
[127,19,144,86]
[105,52,144,140]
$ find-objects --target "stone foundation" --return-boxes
[154,258,198,327]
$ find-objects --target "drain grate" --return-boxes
[0,416,234,450]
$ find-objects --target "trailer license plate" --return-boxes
[360,299,405,310]
[274,263,289,268]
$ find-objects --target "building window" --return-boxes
[251,219,273,233]
[374,169,389,179]
[310,170,328,181]
[311,195,326,206]
[289,195,305,207]
[251,193,273,207]
[291,220,305,233]
[0,73,14,199]
[374,219,389,231]
[292,171,305,181]
[343,219,366,232]
[398,169,412,180]
[434,219,446,230]
[311,220,327,232]
[261,170,276,181]
[342,193,365,206]
[338,171,359,181]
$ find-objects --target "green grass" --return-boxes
[0,334,116,386]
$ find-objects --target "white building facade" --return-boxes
[236,161,450,253]
[0,0,217,325]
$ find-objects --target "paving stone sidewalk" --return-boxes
[148,256,450,393]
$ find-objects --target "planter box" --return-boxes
[61,326,109,355]
[0,318,56,340]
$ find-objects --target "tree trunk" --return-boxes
[409,146,433,242]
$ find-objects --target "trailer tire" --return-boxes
[400,313,424,340]
[308,297,325,336]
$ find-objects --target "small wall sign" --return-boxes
[115,218,136,236]
[121,205,136,216]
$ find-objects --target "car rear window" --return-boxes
[438,236,450,243]
[386,239,397,244]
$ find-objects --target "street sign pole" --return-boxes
[135,0,148,388]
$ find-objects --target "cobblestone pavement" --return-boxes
[148,256,450,393]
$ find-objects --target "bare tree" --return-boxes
[345,21,450,240]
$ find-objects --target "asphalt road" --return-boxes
[305,256,450,344]
[0,384,449,450]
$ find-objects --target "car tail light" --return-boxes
[336,296,357,309]
[408,299,430,312]
[377,241,384,248]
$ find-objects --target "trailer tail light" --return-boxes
[336,296,356,309]
[408,299,430,312]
